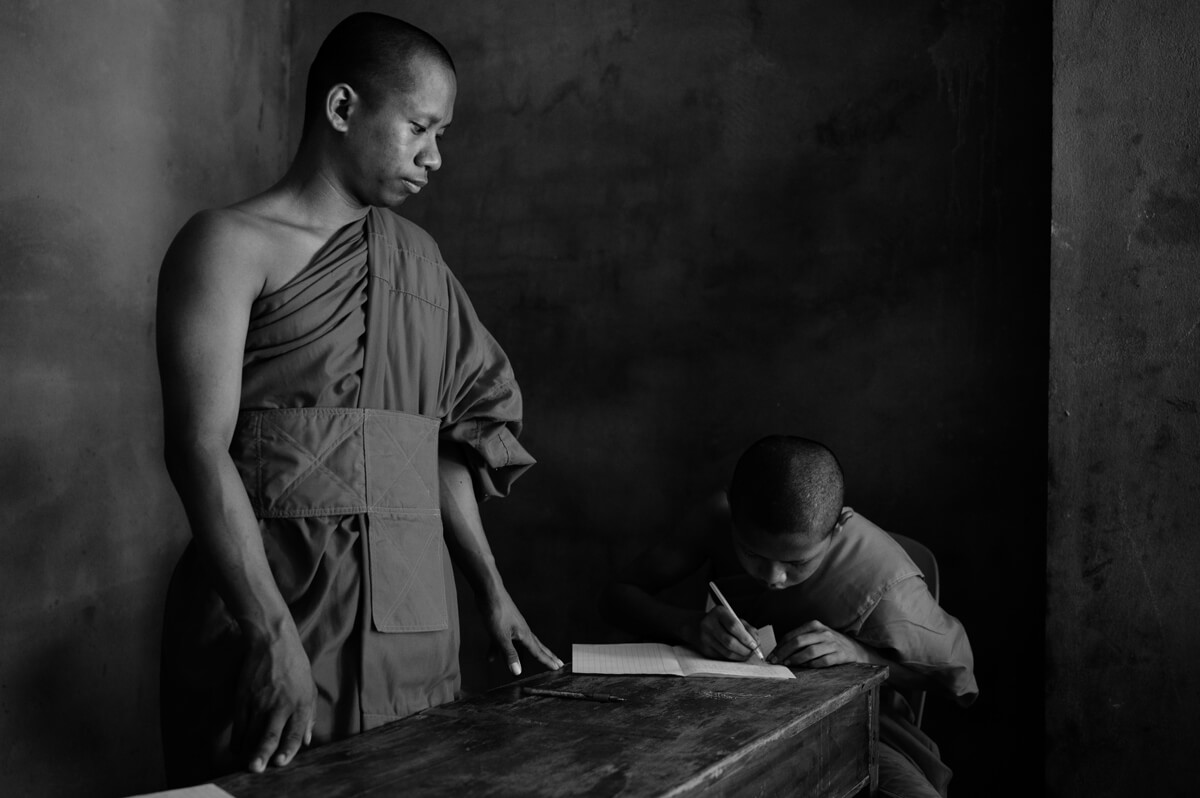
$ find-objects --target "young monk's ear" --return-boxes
[325,83,357,133]
[834,506,855,533]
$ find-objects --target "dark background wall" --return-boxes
[0,3,290,796]
[289,2,1045,797]
[1050,1,1200,796]
[1,2,1048,797]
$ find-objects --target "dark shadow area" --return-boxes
[386,2,1052,796]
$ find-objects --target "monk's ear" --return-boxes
[834,506,854,533]
[325,83,358,133]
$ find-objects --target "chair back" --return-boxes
[886,532,940,728]
[890,532,939,603]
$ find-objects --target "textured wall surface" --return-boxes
[1,2,1046,796]
[0,3,290,796]
[1051,1,1200,795]
[290,3,1044,796]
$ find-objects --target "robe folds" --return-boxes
[161,208,534,784]
[709,513,978,797]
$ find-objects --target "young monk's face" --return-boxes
[731,522,833,590]
[345,55,456,207]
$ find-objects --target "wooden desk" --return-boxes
[217,664,886,798]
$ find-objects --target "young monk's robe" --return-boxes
[160,207,534,783]
[708,511,979,798]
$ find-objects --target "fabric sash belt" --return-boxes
[230,407,449,633]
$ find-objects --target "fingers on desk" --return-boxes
[271,704,315,767]
[771,622,852,667]
[517,627,565,672]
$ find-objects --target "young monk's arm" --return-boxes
[769,620,931,690]
[438,442,563,675]
[157,212,314,773]
[771,568,976,698]
[600,492,761,661]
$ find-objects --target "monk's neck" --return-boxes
[268,147,372,231]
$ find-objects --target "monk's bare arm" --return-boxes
[157,211,314,771]
[438,443,563,675]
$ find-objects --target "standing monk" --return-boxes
[156,13,562,786]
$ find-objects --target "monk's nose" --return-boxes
[419,139,442,172]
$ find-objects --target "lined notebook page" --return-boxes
[125,785,235,798]
[573,628,795,679]
[573,642,685,676]
[672,647,795,679]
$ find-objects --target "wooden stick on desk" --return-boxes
[522,686,627,703]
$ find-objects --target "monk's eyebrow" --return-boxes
[413,107,451,122]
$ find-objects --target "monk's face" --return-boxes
[731,522,833,590]
[344,55,456,207]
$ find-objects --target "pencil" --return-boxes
[707,580,766,662]
[522,686,626,703]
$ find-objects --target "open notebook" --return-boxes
[573,626,795,680]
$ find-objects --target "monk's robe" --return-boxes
[708,512,978,798]
[160,207,534,785]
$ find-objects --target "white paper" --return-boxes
[573,627,794,680]
[124,785,236,798]
[572,641,686,676]
[672,646,793,679]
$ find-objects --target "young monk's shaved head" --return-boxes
[302,13,455,138]
[728,436,845,540]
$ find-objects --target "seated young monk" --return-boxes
[601,435,978,798]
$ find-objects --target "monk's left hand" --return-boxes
[768,620,870,668]
[481,587,564,676]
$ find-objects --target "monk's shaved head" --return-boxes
[302,13,455,137]
[728,436,845,540]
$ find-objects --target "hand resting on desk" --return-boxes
[768,620,871,668]
[479,583,564,676]
[769,619,931,692]
[231,619,315,774]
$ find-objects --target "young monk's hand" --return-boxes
[769,620,869,668]
[231,622,316,773]
[481,586,564,676]
[695,606,761,661]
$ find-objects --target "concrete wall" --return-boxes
[0,3,290,796]
[292,3,1045,796]
[0,1,1047,795]
[1050,1,1200,795]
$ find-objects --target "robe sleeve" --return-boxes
[855,575,980,707]
[437,269,536,499]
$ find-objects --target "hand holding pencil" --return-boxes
[697,581,765,663]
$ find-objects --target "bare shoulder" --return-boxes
[160,206,274,295]
[164,197,336,299]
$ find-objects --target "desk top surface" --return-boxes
[217,664,885,798]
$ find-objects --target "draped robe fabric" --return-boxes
[161,208,534,784]
[709,512,978,797]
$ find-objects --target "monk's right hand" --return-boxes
[232,622,316,773]
[694,606,760,662]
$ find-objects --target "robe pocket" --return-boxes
[368,512,449,633]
